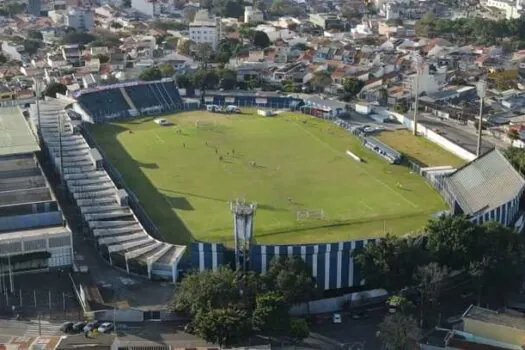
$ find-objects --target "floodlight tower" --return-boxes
[230,199,256,272]
[476,79,487,157]
[412,53,424,136]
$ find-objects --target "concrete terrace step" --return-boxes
[73,189,116,199]
[84,210,133,221]
[77,197,118,207]
[69,183,115,193]
[68,178,112,186]
[93,224,143,237]
[98,233,148,246]
[126,241,163,261]
[88,220,138,229]
[64,171,108,180]
[80,205,126,214]
[107,237,153,253]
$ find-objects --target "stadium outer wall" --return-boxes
[191,240,378,290]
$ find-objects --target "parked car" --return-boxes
[83,321,101,333]
[332,313,342,324]
[351,312,369,320]
[72,321,86,333]
[97,322,114,333]
[225,105,241,113]
[184,323,195,334]
[60,321,74,333]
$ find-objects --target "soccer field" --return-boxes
[87,111,448,245]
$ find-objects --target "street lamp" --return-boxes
[476,80,487,157]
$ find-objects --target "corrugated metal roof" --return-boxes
[0,107,39,156]
[445,149,525,214]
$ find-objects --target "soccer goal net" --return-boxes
[296,209,326,221]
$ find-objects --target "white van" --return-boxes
[206,104,222,112]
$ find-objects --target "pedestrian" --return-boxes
[215,148,218,154]
[183,143,186,148]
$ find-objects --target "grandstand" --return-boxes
[363,137,402,164]
[73,80,183,123]
[30,99,185,282]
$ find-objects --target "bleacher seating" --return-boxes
[75,80,184,123]
[77,89,130,121]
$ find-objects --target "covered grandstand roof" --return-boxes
[445,149,525,215]
[0,107,39,156]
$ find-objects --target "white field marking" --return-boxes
[154,132,165,144]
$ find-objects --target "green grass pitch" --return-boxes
[87,110,448,245]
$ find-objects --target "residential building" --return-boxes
[1,42,24,61]
[27,0,41,16]
[131,0,160,17]
[189,9,221,50]
[484,0,522,19]
[244,6,263,24]
[65,7,94,32]
[309,13,341,29]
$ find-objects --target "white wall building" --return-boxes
[65,7,94,32]
[189,10,221,50]
[484,0,522,19]
[131,0,160,17]
[244,6,263,24]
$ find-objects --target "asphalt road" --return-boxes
[406,113,496,155]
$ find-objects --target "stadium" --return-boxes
[29,79,525,291]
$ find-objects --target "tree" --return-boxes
[253,30,270,48]
[252,292,290,335]
[219,69,237,90]
[220,0,244,18]
[239,24,255,40]
[379,87,389,105]
[177,40,193,55]
[378,313,419,350]
[171,266,242,316]
[61,32,96,46]
[27,30,43,41]
[264,256,316,306]
[414,263,449,327]
[43,82,67,98]
[195,43,213,63]
[159,63,175,77]
[193,69,220,89]
[110,21,123,29]
[425,215,484,270]
[176,73,194,89]
[508,128,520,141]
[353,234,428,292]
[504,147,525,175]
[310,71,332,93]
[394,102,408,114]
[23,39,41,55]
[194,307,251,347]
[0,54,6,64]
[139,66,163,81]
[341,77,364,101]
[289,318,309,341]
[96,54,110,64]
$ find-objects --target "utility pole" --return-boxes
[413,54,424,136]
[476,80,487,157]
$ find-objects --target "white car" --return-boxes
[154,118,172,126]
[97,322,114,333]
[332,313,342,324]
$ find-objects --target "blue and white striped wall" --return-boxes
[470,194,522,227]
[250,239,379,290]
[190,242,225,272]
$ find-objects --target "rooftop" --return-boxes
[445,149,525,215]
[463,305,525,331]
[0,107,39,156]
